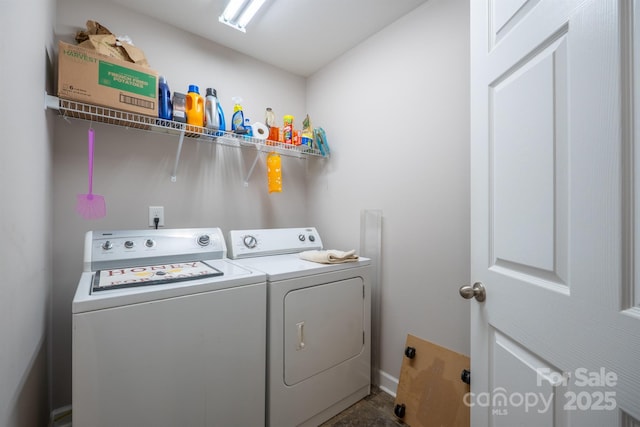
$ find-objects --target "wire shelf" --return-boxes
[46,95,326,159]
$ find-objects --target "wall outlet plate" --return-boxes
[148,206,165,227]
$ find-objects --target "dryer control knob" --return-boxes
[102,241,113,250]
[243,235,258,249]
[145,239,155,248]
[124,240,135,249]
[298,234,306,242]
[308,235,315,242]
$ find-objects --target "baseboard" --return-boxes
[50,405,72,427]
[375,369,399,398]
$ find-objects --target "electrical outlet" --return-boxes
[148,206,165,227]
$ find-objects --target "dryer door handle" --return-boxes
[296,322,306,350]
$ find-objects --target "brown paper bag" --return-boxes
[75,20,150,67]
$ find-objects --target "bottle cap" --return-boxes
[159,76,167,84]
[188,85,200,94]
[206,88,217,97]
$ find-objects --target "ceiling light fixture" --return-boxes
[219,0,268,33]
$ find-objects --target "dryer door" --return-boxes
[284,277,365,385]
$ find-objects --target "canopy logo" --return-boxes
[463,367,617,416]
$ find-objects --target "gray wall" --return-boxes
[50,0,470,408]
[307,0,470,392]
[0,0,56,424]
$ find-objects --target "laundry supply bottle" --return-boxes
[205,88,220,131]
[216,101,226,135]
[186,85,205,131]
[172,92,187,123]
[244,118,253,137]
[158,76,172,121]
[266,107,278,145]
[265,107,276,128]
[231,97,245,132]
[301,114,313,147]
[267,152,282,193]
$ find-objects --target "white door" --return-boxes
[469,0,640,425]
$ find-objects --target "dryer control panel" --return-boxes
[228,227,323,259]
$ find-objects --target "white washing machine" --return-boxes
[72,228,267,427]
[227,227,371,427]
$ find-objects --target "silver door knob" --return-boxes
[459,282,486,302]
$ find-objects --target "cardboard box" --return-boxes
[57,40,158,117]
[394,334,470,427]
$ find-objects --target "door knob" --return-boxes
[459,282,486,302]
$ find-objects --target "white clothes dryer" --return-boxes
[228,227,371,427]
[72,228,267,427]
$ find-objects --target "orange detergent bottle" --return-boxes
[186,85,204,131]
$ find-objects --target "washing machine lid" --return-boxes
[231,253,371,281]
[92,260,224,292]
[73,259,266,313]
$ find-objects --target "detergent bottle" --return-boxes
[244,118,253,137]
[205,88,220,130]
[186,85,204,130]
[158,76,172,121]
[217,101,226,136]
[231,96,245,133]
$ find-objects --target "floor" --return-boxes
[53,386,404,427]
[319,387,405,427]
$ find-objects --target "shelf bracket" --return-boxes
[44,92,59,110]
[244,150,262,187]
[170,130,186,182]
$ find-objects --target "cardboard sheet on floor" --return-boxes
[394,334,470,427]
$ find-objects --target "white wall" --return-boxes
[52,0,315,408]
[307,0,470,392]
[0,0,55,424]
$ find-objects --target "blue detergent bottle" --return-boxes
[158,76,172,121]
[216,102,226,136]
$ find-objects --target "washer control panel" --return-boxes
[86,228,226,271]
[228,227,323,259]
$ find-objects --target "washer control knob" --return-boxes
[145,239,155,248]
[101,241,113,250]
[308,235,315,242]
[298,234,306,242]
[124,240,135,249]
[197,234,211,247]
[243,235,258,249]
